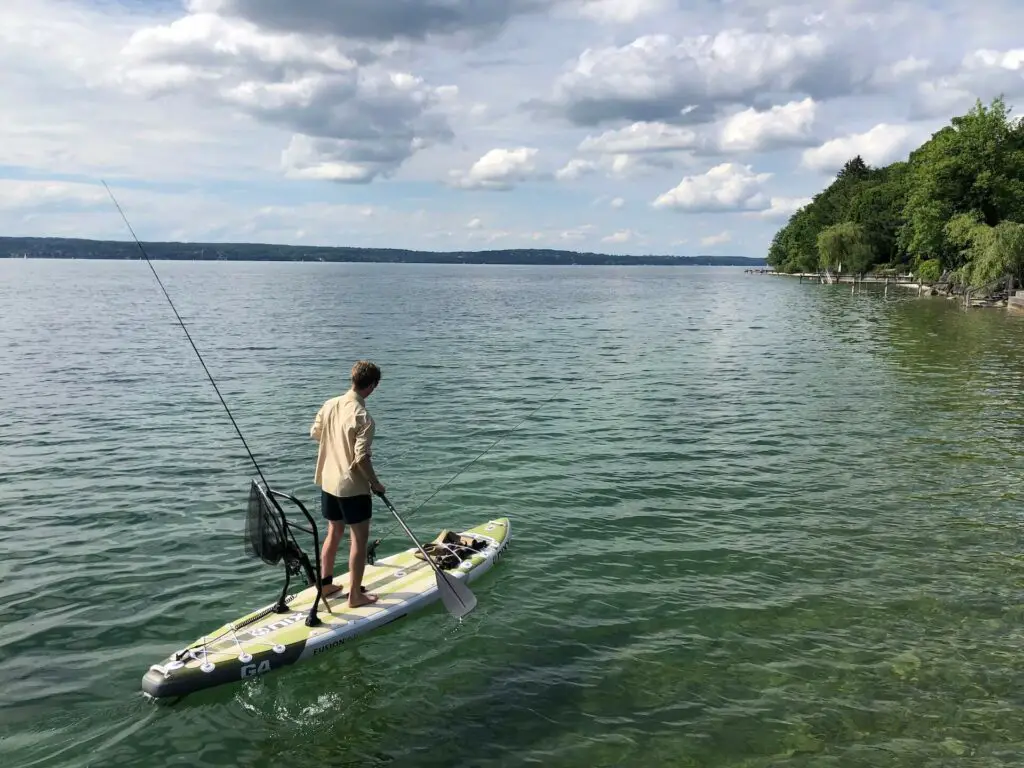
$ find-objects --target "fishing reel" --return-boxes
[366,538,381,565]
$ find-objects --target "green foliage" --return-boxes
[766,155,899,274]
[917,259,942,282]
[816,221,874,274]
[944,214,1024,287]
[768,95,1024,288]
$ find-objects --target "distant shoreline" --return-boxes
[0,236,766,268]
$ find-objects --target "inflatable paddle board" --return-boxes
[141,517,511,700]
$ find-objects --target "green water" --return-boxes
[2,259,1024,767]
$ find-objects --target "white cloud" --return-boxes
[717,98,818,152]
[555,158,598,181]
[607,152,678,178]
[701,231,731,246]
[964,48,1024,72]
[0,1,286,182]
[0,180,109,211]
[910,46,1024,118]
[117,8,457,183]
[558,224,595,241]
[602,229,635,243]
[652,162,772,213]
[545,29,843,126]
[120,13,358,78]
[556,150,676,182]
[578,121,702,154]
[801,123,920,173]
[449,147,543,190]
[574,0,674,24]
[872,55,931,86]
[747,196,813,220]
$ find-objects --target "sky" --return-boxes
[2,0,1024,257]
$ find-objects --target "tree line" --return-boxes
[0,237,766,267]
[767,96,1024,290]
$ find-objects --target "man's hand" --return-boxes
[357,455,384,495]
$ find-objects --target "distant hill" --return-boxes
[0,236,766,267]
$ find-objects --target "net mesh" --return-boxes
[245,479,289,565]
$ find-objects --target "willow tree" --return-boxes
[816,221,876,276]
[946,212,1024,288]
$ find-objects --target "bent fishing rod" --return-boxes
[102,181,271,490]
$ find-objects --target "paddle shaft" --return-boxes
[374,492,472,610]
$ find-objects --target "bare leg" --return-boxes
[346,520,379,608]
[320,520,345,596]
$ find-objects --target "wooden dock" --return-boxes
[747,270,919,286]
[755,270,1024,309]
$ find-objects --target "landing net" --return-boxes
[244,479,289,566]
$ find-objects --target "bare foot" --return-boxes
[321,584,342,597]
[347,591,379,608]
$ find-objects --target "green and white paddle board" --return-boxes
[141,517,511,700]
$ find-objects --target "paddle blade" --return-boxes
[436,570,477,619]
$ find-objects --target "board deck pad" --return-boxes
[141,517,511,700]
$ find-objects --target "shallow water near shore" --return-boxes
[3,259,1024,767]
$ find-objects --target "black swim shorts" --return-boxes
[321,490,372,524]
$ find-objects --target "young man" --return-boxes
[309,360,385,608]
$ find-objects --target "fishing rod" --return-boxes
[367,378,573,563]
[103,182,344,629]
[101,181,270,489]
[102,182,502,620]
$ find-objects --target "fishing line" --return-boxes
[375,415,543,470]
[368,378,574,559]
[102,180,269,489]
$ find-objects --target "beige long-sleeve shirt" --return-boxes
[310,389,375,498]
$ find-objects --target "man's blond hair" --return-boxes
[351,360,381,390]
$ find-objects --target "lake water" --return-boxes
[2,258,1024,767]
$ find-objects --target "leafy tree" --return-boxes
[983,221,1024,285]
[835,155,870,182]
[846,162,910,268]
[816,221,875,275]
[918,259,942,282]
[901,97,1024,268]
[945,212,1024,287]
[767,94,1024,292]
[766,157,880,272]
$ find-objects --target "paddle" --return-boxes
[373,491,478,619]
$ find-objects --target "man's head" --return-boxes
[351,360,381,397]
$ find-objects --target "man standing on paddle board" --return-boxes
[310,360,385,608]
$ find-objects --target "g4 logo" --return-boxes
[241,660,271,678]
